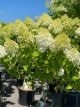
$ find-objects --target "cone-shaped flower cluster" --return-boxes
[0,45,7,58]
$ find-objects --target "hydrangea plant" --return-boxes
[0,9,80,91]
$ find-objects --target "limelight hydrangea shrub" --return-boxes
[0,12,80,91]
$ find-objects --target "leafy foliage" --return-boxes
[46,0,80,18]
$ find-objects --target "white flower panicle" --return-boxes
[75,27,80,35]
[72,17,80,26]
[37,13,54,29]
[53,18,63,33]
[61,14,73,29]
[0,45,7,58]
[4,39,19,56]
[0,23,14,39]
[64,48,80,67]
[13,19,34,45]
[17,31,34,46]
[13,19,28,35]
[35,28,54,52]
[50,33,71,52]
[58,68,64,76]
[24,17,38,29]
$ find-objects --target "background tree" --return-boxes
[46,0,80,18]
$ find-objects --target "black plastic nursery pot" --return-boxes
[0,102,4,107]
[18,88,34,106]
[47,92,63,107]
[0,71,2,80]
[62,92,80,107]
[47,92,80,107]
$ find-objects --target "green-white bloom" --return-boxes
[37,13,54,29]
[61,15,73,29]
[64,48,80,67]
[4,39,19,56]
[0,23,14,39]
[35,28,53,52]
[50,33,71,52]
[53,18,63,33]
[0,45,7,58]
[58,68,64,76]
[75,27,80,35]
[13,19,28,35]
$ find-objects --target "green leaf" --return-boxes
[23,65,28,71]
[4,58,9,63]
[72,76,79,81]
[11,57,17,65]
[66,85,72,90]
[32,51,39,58]
[44,61,48,65]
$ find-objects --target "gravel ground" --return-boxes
[1,80,50,107]
[1,80,31,107]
